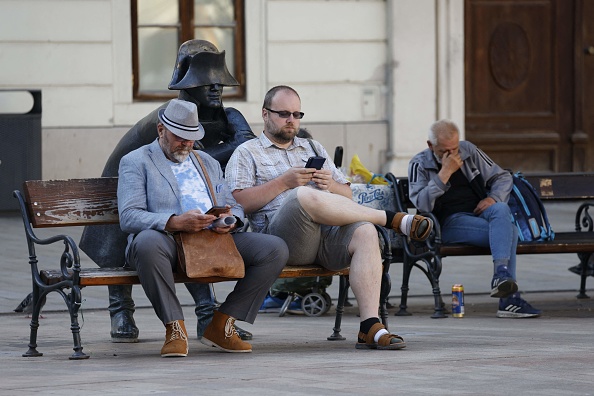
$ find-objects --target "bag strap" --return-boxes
[307,138,320,156]
[192,151,217,206]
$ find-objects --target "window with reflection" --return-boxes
[132,0,244,101]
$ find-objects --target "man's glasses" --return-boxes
[265,108,305,119]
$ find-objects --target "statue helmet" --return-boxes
[168,39,239,90]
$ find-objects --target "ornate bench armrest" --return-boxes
[575,202,594,232]
[13,189,82,284]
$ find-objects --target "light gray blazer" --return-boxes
[117,139,244,247]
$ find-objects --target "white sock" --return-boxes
[400,215,414,235]
[374,328,389,343]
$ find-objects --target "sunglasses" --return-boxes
[265,108,305,119]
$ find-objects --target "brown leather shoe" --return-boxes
[161,320,189,358]
[200,311,252,353]
[391,213,433,241]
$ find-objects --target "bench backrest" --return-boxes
[23,178,119,228]
[21,173,594,228]
[523,173,594,201]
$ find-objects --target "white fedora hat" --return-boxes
[158,99,205,140]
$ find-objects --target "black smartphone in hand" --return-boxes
[205,206,228,216]
[305,156,326,170]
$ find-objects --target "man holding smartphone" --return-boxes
[80,40,256,343]
[226,86,432,350]
[118,99,289,357]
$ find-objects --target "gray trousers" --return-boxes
[127,230,288,325]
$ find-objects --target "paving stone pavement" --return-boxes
[1,202,593,394]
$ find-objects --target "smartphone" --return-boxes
[305,156,326,170]
[205,206,228,216]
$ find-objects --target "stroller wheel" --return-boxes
[302,293,328,317]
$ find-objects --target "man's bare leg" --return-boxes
[297,186,387,226]
[347,223,406,349]
[296,186,432,241]
[346,223,382,320]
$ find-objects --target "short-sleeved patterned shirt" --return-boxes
[225,133,349,232]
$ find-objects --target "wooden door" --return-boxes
[578,0,594,171]
[465,0,594,172]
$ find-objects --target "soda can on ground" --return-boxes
[452,284,464,318]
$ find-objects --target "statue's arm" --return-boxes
[202,108,257,168]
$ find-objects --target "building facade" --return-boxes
[0,0,465,180]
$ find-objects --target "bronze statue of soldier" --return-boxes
[80,40,256,343]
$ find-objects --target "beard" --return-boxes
[171,149,191,163]
[265,118,297,144]
[159,136,191,163]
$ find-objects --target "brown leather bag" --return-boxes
[175,229,244,281]
[174,152,244,282]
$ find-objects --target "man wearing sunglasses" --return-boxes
[226,85,433,350]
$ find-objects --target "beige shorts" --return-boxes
[262,189,367,270]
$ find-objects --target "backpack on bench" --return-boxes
[508,171,555,242]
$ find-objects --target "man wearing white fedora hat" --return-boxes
[80,40,256,343]
[118,99,289,357]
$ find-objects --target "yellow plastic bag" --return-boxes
[348,155,388,185]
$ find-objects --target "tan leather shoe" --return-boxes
[161,320,189,357]
[391,213,433,241]
[201,311,252,353]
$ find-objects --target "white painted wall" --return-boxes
[0,0,465,180]
[386,0,437,176]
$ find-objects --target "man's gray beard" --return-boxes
[159,138,190,163]
[172,150,190,163]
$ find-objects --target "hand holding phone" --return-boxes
[305,156,326,170]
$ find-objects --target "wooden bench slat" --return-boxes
[277,265,349,278]
[24,178,120,227]
[524,173,594,200]
[441,232,594,257]
[40,265,350,287]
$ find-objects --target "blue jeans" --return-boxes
[441,202,518,278]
